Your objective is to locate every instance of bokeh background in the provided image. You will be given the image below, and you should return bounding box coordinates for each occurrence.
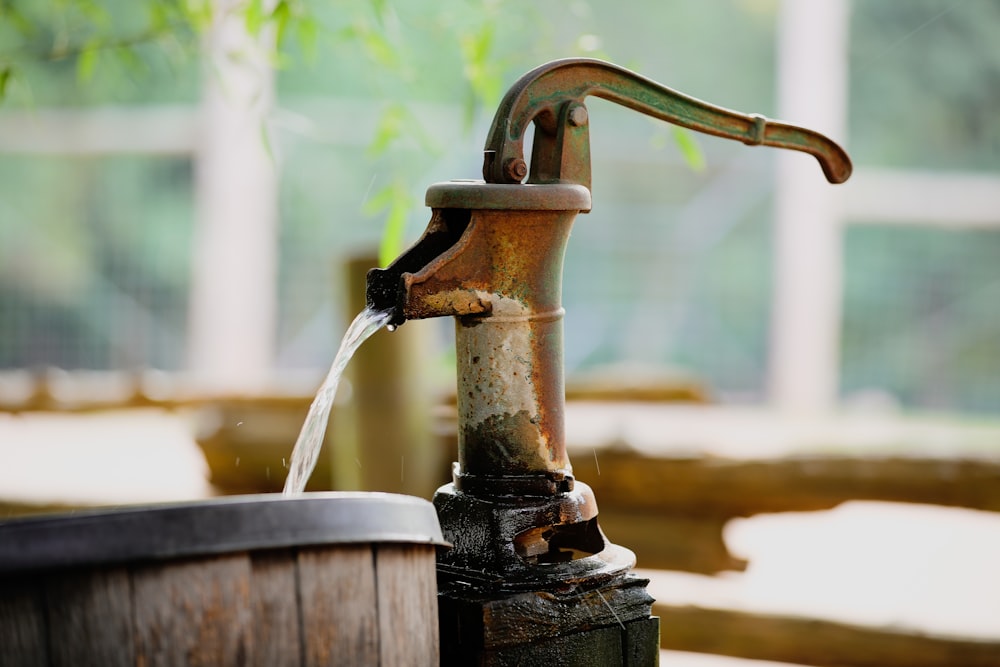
[2,2,999,665]
[2,0,998,414]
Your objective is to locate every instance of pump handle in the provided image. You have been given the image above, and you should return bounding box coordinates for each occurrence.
[482,58,852,188]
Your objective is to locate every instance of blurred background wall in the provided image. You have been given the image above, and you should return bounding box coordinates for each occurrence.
[1,0,998,417]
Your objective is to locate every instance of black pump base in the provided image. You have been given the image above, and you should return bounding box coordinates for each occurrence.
[433,482,660,665]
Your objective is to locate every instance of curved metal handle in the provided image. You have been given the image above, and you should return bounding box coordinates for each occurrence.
[482,58,852,186]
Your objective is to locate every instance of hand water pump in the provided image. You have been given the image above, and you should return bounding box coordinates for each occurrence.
[367,58,851,665]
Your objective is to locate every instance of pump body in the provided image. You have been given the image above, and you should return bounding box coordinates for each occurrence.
[367,58,851,665]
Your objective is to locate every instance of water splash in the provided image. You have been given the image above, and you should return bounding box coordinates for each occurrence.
[283,306,392,495]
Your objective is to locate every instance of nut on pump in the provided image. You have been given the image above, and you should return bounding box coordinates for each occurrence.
[367,58,851,665]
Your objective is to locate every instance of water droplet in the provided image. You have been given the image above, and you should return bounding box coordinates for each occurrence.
[236,421,244,427]
[386,324,397,332]
[235,457,240,467]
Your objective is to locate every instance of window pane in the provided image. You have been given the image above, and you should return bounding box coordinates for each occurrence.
[850,0,1000,170]
[841,225,1000,413]
[0,156,194,370]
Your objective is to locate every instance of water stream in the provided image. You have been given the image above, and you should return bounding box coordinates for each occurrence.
[282,306,392,495]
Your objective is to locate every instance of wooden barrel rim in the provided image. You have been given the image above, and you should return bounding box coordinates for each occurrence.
[0,492,447,574]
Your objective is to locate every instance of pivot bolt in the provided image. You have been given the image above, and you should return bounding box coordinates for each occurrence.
[504,158,528,182]
[567,105,589,127]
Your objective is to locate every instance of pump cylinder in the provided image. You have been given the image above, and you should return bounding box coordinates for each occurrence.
[404,183,590,490]
[446,204,575,482]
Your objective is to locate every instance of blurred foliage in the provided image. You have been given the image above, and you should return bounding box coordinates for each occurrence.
[849,0,1000,170]
[2,1,999,415]
[842,225,1000,413]
[0,0,202,106]
[0,155,192,368]
[839,0,1000,414]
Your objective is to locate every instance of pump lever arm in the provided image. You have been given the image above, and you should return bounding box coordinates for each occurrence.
[482,57,852,188]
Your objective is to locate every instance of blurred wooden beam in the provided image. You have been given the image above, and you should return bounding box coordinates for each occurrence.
[575,450,1000,517]
[597,509,745,574]
[843,169,1000,228]
[0,106,197,155]
[574,447,1000,573]
[656,603,1000,667]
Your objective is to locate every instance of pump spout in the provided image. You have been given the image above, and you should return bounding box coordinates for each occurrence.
[365,206,475,328]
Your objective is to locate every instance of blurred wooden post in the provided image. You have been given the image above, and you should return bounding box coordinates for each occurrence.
[330,255,443,498]
[187,0,277,393]
[769,0,849,414]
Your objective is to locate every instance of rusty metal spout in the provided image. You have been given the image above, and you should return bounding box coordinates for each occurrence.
[365,204,472,328]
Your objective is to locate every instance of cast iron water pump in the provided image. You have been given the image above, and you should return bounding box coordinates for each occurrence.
[367,58,851,665]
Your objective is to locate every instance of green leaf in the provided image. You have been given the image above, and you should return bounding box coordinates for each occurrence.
[244,0,266,37]
[368,103,407,157]
[259,120,275,164]
[367,103,440,160]
[3,3,35,35]
[368,0,388,26]
[340,17,401,70]
[362,181,394,216]
[460,23,492,63]
[378,203,407,267]
[295,16,320,62]
[78,0,112,29]
[182,0,214,31]
[358,21,399,68]
[112,45,149,78]
[271,0,291,48]
[671,125,707,172]
[0,67,11,101]
[459,23,502,113]
[364,181,411,268]
[149,2,170,31]
[76,41,100,82]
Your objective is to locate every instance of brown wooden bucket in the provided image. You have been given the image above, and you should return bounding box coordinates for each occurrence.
[0,492,446,666]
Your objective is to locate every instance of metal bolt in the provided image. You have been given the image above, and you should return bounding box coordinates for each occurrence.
[504,158,528,182]
[567,105,589,127]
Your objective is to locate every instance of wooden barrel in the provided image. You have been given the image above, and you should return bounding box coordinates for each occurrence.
[0,492,446,666]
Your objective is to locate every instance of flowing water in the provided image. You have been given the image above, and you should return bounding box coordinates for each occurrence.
[282,306,392,495]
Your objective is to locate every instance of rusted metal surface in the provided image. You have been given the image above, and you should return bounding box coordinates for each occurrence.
[433,480,611,578]
[369,183,589,486]
[482,57,852,187]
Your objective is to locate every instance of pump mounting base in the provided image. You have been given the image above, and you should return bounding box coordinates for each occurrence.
[437,571,659,666]
[433,481,660,665]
